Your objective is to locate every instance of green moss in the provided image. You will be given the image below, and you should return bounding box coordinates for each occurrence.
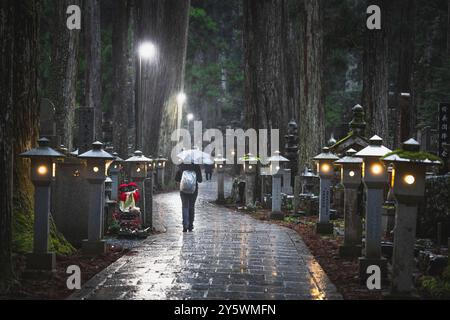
[383,150,442,162]
[12,189,75,256]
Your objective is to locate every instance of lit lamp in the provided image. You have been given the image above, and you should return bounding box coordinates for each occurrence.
[215,154,227,204]
[355,135,392,281]
[109,152,124,201]
[313,147,339,234]
[268,151,290,220]
[382,138,441,297]
[20,138,65,272]
[240,153,258,207]
[78,142,114,256]
[154,155,168,190]
[125,150,153,225]
[335,149,363,257]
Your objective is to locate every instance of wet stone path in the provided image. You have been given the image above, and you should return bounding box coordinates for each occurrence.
[70,177,341,300]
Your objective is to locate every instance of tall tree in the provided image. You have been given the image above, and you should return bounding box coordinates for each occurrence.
[395,0,416,145]
[0,0,16,293]
[135,0,191,161]
[362,0,389,141]
[112,0,130,158]
[243,0,299,151]
[47,0,80,150]
[298,0,325,169]
[0,0,40,292]
[84,0,102,140]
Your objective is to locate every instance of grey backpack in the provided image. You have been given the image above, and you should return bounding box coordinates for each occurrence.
[180,170,197,194]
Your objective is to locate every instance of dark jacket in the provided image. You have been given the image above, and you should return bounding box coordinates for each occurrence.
[175,163,203,185]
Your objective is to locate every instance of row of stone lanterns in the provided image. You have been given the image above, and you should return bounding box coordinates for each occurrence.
[313,135,442,297]
[20,138,170,273]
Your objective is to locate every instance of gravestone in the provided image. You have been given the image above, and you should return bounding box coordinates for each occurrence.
[39,100,59,148]
[52,157,89,247]
[76,107,95,154]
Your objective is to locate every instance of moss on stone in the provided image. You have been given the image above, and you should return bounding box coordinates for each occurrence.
[383,149,442,162]
[12,188,75,256]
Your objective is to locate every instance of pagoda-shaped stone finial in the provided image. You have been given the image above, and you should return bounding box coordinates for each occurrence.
[349,104,366,136]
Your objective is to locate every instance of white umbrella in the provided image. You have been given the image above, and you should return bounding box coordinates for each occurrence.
[177,149,214,165]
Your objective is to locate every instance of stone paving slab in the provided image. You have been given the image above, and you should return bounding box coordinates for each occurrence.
[69,176,342,300]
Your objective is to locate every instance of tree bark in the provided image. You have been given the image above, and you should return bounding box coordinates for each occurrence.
[395,0,416,146]
[84,0,102,141]
[47,0,80,150]
[0,0,16,292]
[298,0,325,170]
[112,0,130,158]
[135,0,190,161]
[362,0,389,142]
[243,0,299,150]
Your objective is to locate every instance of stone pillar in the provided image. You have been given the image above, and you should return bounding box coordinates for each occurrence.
[245,173,255,207]
[282,169,293,194]
[109,168,120,201]
[82,179,106,256]
[144,177,153,228]
[294,176,301,212]
[358,187,387,281]
[26,184,56,271]
[270,174,284,220]
[156,168,165,190]
[217,170,225,203]
[391,203,418,294]
[316,177,333,234]
[339,187,362,257]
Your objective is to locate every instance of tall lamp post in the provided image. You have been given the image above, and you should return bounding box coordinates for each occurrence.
[355,135,392,281]
[20,138,65,272]
[268,151,290,220]
[137,42,157,149]
[335,149,363,257]
[78,142,114,256]
[382,139,441,297]
[313,147,339,234]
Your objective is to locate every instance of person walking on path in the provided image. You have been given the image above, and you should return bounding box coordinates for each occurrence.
[204,164,214,181]
[175,163,203,232]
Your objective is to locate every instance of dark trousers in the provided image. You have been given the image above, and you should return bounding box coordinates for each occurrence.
[205,172,212,180]
[180,190,198,229]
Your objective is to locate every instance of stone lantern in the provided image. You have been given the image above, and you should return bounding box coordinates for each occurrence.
[240,153,258,207]
[78,142,114,256]
[382,138,441,297]
[154,155,168,190]
[268,151,290,220]
[109,152,124,201]
[20,138,65,272]
[313,147,339,234]
[335,149,363,257]
[355,135,392,280]
[126,150,153,225]
[214,154,227,204]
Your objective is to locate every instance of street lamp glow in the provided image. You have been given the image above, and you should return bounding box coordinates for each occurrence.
[321,163,331,173]
[177,92,187,106]
[139,42,157,60]
[187,113,194,122]
[349,170,355,177]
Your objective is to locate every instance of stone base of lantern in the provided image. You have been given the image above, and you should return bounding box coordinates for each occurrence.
[82,239,106,256]
[358,257,388,285]
[25,252,56,273]
[338,244,362,258]
[270,211,285,221]
[315,222,334,235]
